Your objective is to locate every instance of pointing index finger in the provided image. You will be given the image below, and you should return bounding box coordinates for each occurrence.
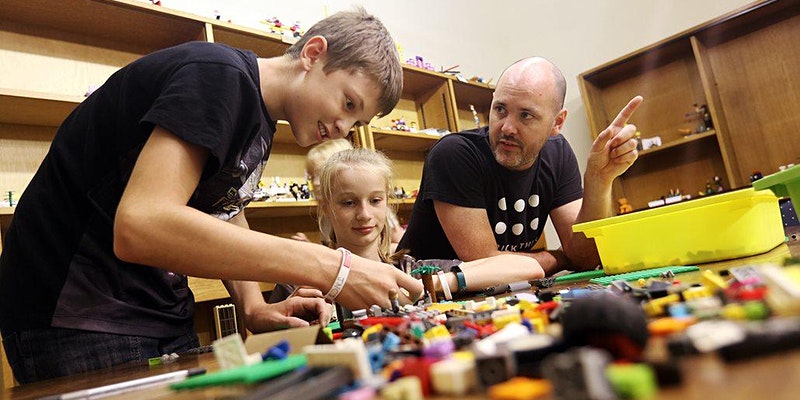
[610,95,644,129]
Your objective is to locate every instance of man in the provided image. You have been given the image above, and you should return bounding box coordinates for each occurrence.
[0,8,422,383]
[399,57,642,275]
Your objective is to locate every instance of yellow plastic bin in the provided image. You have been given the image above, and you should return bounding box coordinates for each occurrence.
[573,188,785,274]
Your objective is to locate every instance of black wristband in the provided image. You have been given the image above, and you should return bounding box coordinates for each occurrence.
[450,265,467,294]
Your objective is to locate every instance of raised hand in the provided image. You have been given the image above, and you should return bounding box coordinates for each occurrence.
[585,96,644,185]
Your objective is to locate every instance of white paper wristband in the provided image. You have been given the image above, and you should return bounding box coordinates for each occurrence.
[437,270,453,301]
[324,247,352,301]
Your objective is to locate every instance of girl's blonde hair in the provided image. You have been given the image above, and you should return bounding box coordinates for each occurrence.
[316,148,396,262]
[305,139,354,185]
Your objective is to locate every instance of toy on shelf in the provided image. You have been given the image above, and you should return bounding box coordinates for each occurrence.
[750,170,764,182]
[640,136,662,151]
[468,76,493,85]
[634,131,643,151]
[713,176,724,193]
[260,17,304,38]
[685,103,714,133]
[3,190,16,207]
[392,187,411,199]
[617,198,633,215]
[391,117,410,132]
[405,56,434,71]
[469,105,481,128]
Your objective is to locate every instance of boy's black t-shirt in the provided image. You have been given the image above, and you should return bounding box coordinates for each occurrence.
[0,42,276,337]
[398,127,583,260]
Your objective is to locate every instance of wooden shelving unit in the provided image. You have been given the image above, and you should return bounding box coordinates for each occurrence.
[0,1,496,374]
[578,0,800,211]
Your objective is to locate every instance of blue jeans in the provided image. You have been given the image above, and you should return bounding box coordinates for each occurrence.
[1,327,199,384]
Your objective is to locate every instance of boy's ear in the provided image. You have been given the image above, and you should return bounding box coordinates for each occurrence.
[300,35,328,71]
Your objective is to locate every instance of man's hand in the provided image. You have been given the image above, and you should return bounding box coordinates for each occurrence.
[244,297,332,333]
[585,96,644,185]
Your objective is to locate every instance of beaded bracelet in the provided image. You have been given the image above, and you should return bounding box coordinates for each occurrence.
[324,247,352,301]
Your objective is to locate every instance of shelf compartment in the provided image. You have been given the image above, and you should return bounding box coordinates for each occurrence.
[638,130,717,157]
[209,23,289,58]
[450,80,493,132]
[371,128,442,153]
[1,0,208,99]
[372,66,453,135]
[620,134,727,210]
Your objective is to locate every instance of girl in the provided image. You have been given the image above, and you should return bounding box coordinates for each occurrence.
[291,139,405,248]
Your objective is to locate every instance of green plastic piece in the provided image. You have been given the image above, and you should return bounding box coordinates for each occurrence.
[170,354,307,390]
[589,266,699,285]
[553,269,607,283]
[606,363,657,400]
[752,163,800,201]
[411,265,442,275]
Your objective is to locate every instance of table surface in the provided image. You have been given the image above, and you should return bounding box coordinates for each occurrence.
[6,240,800,400]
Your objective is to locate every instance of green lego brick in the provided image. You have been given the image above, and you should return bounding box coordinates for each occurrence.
[589,266,699,285]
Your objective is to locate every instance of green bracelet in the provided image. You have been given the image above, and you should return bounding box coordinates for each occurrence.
[451,265,467,293]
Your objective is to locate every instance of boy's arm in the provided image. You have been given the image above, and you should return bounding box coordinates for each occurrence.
[223,212,331,332]
[113,126,422,311]
[433,200,566,275]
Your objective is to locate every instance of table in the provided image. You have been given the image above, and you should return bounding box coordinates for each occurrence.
[5,241,799,400]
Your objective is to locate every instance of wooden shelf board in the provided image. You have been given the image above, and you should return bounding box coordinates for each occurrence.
[4,0,207,52]
[0,89,82,126]
[244,200,317,219]
[371,129,442,152]
[638,130,716,157]
[210,24,289,58]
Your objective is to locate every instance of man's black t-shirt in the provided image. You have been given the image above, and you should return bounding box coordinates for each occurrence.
[398,127,583,260]
[0,42,276,337]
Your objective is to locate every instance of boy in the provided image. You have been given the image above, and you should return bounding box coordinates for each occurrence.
[0,8,422,383]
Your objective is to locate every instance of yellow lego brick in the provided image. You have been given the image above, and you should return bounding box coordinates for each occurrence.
[702,269,729,290]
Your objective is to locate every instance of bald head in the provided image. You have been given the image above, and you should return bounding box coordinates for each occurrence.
[497,57,567,112]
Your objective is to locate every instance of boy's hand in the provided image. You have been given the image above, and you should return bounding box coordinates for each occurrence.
[334,255,423,310]
[585,96,643,186]
[288,286,324,299]
[244,297,332,333]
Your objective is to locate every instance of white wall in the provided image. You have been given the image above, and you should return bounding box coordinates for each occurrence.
[165,0,755,248]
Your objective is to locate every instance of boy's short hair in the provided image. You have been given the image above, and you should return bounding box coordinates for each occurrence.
[286,7,402,118]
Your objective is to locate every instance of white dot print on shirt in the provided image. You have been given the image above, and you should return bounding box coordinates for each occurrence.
[512,223,524,235]
[530,218,539,230]
[498,197,507,211]
[529,194,540,207]
[495,221,507,234]
[514,199,525,212]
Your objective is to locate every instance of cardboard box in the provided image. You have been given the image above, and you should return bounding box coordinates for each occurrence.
[573,188,785,274]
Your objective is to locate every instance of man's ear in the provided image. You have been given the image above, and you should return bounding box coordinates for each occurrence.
[300,36,328,71]
[551,108,568,135]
